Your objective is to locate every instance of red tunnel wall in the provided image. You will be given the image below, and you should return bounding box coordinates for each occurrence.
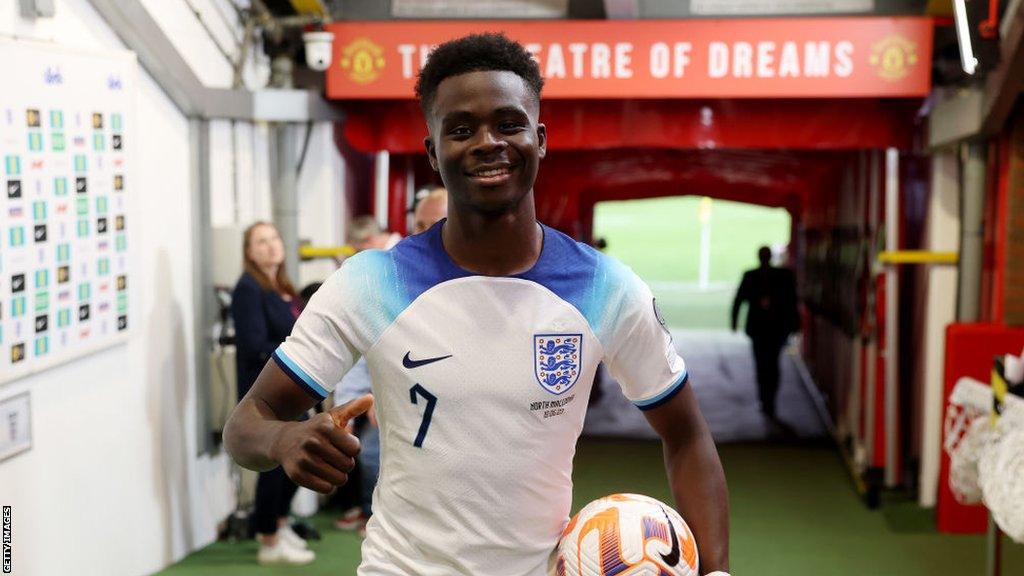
[339,97,920,242]
[342,99,921,155]
[383,148,850,240]
[798,149,933,485]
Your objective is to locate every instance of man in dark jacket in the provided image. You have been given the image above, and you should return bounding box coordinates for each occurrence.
[731,246,799,422]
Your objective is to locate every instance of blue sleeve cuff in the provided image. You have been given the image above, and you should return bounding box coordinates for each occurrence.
[272,349,329,401]
[634,372,688,411]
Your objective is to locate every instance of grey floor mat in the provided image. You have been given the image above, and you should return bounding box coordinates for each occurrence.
[582,329,828,442]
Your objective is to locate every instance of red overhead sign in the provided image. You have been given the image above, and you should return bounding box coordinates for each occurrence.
[325,18,933,100]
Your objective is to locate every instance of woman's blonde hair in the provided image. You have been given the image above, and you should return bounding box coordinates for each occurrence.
[242,221,297,298]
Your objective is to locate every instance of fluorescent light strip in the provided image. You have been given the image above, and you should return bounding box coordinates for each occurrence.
[954,0,979,75]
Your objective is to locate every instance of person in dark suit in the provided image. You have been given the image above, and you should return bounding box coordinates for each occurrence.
[231,221,314,565]
[731,246,799,423]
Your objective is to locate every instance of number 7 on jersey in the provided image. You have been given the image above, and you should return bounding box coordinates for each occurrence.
[409,384,437,448]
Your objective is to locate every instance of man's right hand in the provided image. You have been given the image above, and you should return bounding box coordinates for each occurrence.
[270,394,374,494]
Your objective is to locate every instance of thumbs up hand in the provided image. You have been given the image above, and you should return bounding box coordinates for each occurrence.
[270,394,374,494]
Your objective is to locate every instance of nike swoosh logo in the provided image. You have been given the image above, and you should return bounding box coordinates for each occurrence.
[660,507,680,567]
[402,352,452,369]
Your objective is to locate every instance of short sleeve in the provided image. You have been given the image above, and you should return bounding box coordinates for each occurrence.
[274,267,360,400]
[603,273,688,411]
[274,250,408,400]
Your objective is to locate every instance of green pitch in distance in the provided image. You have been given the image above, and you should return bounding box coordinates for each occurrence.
[593,196,791,330]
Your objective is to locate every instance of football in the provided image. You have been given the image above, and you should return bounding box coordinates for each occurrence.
[553,493,699,576]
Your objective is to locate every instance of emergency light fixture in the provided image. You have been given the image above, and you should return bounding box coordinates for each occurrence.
[954,0,979,75]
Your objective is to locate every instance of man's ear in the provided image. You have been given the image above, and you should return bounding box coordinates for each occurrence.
[424,136,439,171]
[536,123,547,160]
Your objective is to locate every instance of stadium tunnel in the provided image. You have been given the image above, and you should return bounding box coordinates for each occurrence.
[329,24,930,482]
[318,8,1019,547]
[306,4,1010,543]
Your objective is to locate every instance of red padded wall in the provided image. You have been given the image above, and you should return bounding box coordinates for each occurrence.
[937,323,1024,533]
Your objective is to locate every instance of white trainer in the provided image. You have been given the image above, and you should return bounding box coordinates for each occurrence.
[257,538,315,566]
[277,524,309,550]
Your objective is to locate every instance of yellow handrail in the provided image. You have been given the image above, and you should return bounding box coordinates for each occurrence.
[299,245,357,260]
[288,0,328,16]
[877,250,958,265]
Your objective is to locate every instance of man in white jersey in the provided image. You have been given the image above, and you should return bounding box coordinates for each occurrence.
[225,33,730,575]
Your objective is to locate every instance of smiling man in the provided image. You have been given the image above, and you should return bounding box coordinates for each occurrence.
[225,33,729,575]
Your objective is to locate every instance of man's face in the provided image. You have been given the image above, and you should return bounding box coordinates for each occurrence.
[413,195,448,234]
[424,70,546,217]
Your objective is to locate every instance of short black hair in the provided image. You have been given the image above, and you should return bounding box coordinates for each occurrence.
[415,33,544,117]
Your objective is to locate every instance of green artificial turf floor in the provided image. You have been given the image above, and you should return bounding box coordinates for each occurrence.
[156,438,1024,575]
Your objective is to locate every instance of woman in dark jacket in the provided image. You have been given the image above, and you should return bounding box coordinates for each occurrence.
[231,221,314,566]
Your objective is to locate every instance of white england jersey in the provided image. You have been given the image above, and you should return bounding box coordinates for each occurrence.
[275,221,687,575]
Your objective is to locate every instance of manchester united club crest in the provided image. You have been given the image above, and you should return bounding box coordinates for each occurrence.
[534,334,582,395]
[339,37,386,85]
[869,35,919,82]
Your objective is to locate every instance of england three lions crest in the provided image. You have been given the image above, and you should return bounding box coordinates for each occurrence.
[534,334,582,395]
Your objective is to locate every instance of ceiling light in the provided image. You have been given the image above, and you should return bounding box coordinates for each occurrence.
[954,0,979,75]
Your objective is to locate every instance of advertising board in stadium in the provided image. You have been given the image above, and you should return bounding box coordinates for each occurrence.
[325,18,933,99]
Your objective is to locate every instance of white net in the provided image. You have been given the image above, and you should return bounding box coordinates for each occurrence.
[978,402,1024,544]
[944,379,995,504]
[945,378,1024,543]
[944,409,994,505]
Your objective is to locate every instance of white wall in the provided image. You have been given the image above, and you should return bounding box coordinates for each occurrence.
[206,118,346,289]
[918,151,960,507]
[137,0,269,90]
[209,119,274,229]
[0,1,348,574]
[297,121,346,287]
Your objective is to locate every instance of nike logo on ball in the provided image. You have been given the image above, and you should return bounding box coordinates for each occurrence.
[402,352,452,369]
[660,507,680,567]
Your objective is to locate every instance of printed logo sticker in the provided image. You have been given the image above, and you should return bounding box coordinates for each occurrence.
[11,343,25,363]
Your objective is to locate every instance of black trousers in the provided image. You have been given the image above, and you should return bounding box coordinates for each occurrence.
[752,335,786,419]
[252,466,299,536]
